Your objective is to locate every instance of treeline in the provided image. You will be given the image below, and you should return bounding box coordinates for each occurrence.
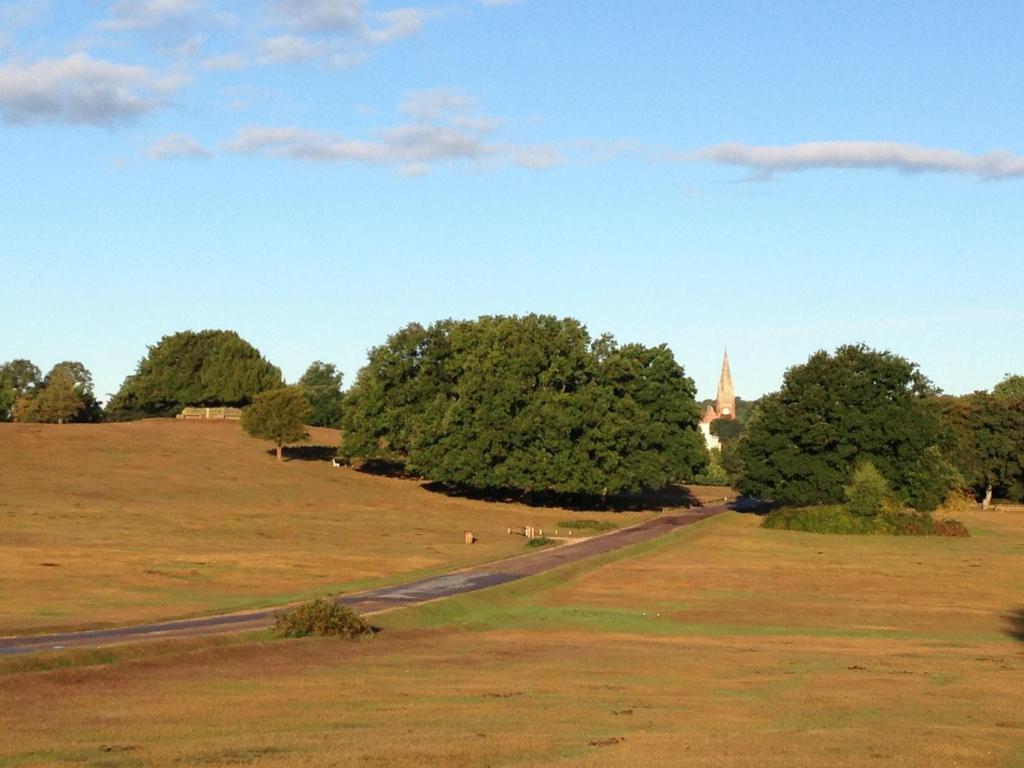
[4,320,1021,509]
[0,330,344,428]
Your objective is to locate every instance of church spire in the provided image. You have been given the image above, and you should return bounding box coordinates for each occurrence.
[715,350,735,419]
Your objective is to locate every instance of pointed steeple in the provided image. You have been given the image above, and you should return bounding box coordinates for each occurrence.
[715,350,736,419]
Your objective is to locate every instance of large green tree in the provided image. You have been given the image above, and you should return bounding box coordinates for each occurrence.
[109,330,283,418]
[736,344,956,510]
[298,362,345,428]
[242,387,312,461]
[340,322,455,463]
[343,315,706,497]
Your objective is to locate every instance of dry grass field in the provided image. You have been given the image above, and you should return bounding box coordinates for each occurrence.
[2,505,1022,767]
[0,420,657,634]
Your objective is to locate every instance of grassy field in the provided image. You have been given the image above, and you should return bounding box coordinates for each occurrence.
[2,505,1022,766]
[0,420,660,634]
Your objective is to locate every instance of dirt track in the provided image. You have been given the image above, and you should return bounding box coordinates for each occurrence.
[0,503,732,656]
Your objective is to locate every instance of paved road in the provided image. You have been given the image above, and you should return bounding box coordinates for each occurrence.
[0,502,733,656]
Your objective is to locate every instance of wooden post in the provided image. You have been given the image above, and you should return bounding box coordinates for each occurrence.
[464,531,475,544]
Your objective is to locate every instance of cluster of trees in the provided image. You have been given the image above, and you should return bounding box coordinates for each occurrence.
[2,329,345,428]
[0,359,101,424]
[939,380,1024,504]
[340,315,708,497]
[725,345,1023,510]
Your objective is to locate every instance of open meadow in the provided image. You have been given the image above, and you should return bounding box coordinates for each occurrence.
[0,420,659,634]
[2,505,1022,766]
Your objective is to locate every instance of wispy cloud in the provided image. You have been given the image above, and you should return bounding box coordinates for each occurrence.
[690,141,1024,181]
[101,0,217,31]
[271,0,364,32]
[147,132,210,159]
[0,52,171,125]
[225,88,562,174]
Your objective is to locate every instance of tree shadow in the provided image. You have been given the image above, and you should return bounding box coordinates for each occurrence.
[352,459,421,479]
[728,496,778,515]
[420,482,702,512]
[265,445,339,462]
[1004,608,1024,643]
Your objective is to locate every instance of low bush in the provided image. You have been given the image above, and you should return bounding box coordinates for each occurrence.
[273,598,373,638]
[762,505,874,534]
[763,506,968,537]
[557,519,617,532]
[526,536,556,548]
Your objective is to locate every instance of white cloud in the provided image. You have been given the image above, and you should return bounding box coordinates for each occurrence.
[102,0,208,31]
[225,90,563,173]
[263,1,432,67]
[477,0,522,5]
[202,52,249,71]
[691,141,1024,181]
[0,0,49,27]
[398,88,476,120]
[0,52,169,125]
[257,33,328,64]
[362,7,426,44]
[147,132,210,159]
[272,0,364,32]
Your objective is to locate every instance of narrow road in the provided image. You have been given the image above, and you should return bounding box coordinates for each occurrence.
[0,502,734,656]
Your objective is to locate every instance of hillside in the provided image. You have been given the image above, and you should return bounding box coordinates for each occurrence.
[0,420,657,633]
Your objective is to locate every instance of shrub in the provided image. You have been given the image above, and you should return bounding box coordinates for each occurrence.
[557,519,617,532]
[844,460,891,518]
[273,598,372,639]
[762,505,968,537]
[762,505,874,535]
[526,536,556,548]
[691,452,730,485]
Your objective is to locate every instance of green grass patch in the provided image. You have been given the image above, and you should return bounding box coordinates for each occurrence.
[556,519,618,532]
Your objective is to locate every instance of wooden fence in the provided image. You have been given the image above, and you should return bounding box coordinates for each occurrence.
[177,407,243,421]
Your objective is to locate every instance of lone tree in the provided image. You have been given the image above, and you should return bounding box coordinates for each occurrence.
[242,387,311,461]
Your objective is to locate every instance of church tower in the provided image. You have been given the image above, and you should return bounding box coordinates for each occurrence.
[715,351,736,420]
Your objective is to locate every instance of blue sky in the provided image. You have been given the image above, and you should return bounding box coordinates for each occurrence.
[2,0,1022,402]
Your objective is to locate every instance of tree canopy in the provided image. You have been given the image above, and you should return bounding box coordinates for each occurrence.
[0,359,42,421]
[939,392,1024,502]
[736,344,956,510]
[993,374,1024,399]
[15,365,84,424]
[242,387,312,461]
[108,330,283,418]
[341,315,706,497]
[10,361,100,424]
[298,361,344,428]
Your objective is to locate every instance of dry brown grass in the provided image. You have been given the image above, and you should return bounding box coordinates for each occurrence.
[2,506,1022,766]
[0,420,653,633]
